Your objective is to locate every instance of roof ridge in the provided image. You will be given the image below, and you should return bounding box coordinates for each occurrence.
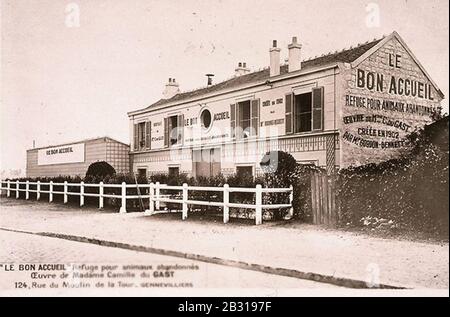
[301,35,385,63]
[133,34,387,114]
[178,36,384,96]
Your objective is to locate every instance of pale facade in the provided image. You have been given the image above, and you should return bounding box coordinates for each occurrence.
[128,32,443,178]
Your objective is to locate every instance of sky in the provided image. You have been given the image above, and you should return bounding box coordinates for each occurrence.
[1,0,449,175]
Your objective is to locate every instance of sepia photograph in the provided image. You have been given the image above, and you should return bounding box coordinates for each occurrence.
[0,0,448,301]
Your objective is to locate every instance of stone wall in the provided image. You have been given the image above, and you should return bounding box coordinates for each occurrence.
[339,36,443,167]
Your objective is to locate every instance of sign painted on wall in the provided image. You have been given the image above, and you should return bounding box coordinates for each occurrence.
[340,36,442,168]
[37,143,85,166]
[342,93,432,150]
[356,67,435,100]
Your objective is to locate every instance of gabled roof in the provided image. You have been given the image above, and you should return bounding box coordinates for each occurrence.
[351,31,444,99]
[130,35,389,115]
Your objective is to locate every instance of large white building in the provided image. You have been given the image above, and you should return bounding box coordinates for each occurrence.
[128,32,443,178]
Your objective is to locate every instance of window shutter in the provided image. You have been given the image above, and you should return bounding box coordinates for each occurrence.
[230,104,236,139]
[251,99,260,136]
[177,114,184,145]
[145,121,151,149]
[285,94,293,134]
[164,117,169,147]
[312,87,324,131]
[133,123,139,150]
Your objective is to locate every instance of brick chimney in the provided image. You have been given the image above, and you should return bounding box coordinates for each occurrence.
[269,40,281,77]
[163,78,180,99]
[288,36,302,72]
[235,62,250,77]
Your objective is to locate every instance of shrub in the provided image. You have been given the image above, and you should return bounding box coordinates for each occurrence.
[336,122,449,238]
[5,165,317,222]
[85,161,116,179]
[260,151,319,221]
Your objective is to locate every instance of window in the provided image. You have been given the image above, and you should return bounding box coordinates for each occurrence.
[164,114,184,147]
[231,99,260,139]
[133,121,151,151]
[200,109,212,130]
[168,166,179,177]
[285,87,324,134]
[169,116,178,145]
[138,122,146,147]
[137,168,147,178]
[312,87,324,130]
[239,101,251,138]
[236,166,253,177]
[295,92,312,133]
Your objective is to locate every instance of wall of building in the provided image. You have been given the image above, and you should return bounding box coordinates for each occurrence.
[130,35,443,176]
[105,138,130,174]
[26,138,130,178]
[339,36,443,167]
[130,66,339,176]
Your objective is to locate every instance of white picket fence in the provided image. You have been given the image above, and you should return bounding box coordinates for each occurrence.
[0,180,293,225]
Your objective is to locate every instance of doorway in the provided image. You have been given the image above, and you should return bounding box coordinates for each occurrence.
[193,148,221,178]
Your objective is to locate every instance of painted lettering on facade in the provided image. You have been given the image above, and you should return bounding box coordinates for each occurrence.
[37,143,85,166]
[341,37,441,166]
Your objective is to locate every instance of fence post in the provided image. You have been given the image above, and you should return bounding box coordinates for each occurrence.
[36,181,41,200]
[25,181,30,200]
[255,184,262,225]
[145,182,154,215]
[223,184,230,224]
[49,181,53,202]
[99,181,104,209]
[80,181,85,207]
[63,181,68,204]
[119,182,127,213]
[155,181,160,210]
[288,185,294,219]
[182,183,188,220]
[7,180,10,197]
[16,180,20,199]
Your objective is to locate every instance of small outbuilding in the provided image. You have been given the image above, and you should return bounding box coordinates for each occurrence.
[26,137,130,178]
